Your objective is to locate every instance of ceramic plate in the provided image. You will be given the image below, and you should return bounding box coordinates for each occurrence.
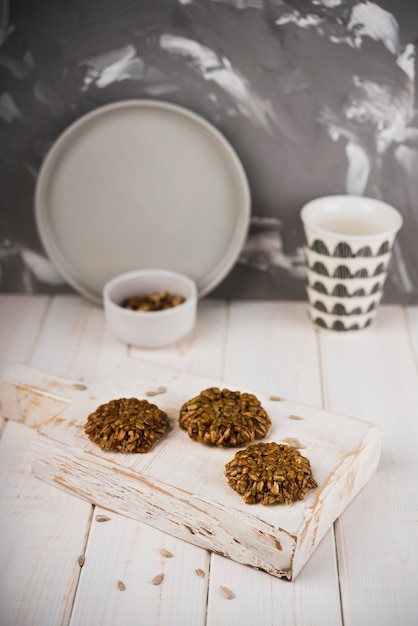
[35,100,250,304]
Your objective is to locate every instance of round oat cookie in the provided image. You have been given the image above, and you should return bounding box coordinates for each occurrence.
[178,386,271,447]
[84,397,169,453]
[225,442,318,505]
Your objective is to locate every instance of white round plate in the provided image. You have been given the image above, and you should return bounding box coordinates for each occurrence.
[35,99,251,304]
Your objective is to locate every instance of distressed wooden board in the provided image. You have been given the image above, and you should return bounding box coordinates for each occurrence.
[0,357,382,580]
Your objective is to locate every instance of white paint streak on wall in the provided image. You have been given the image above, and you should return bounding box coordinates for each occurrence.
[20,250,64,285]
[159,34,275,130]
[160,35,220,74]
[204,0,264,8]
[0,49,34,79]
[397,43,415,81]
[388,144,417,293]
[33,80,65,111]
[277,3,415,204]
[329,35,355,47]
[80,45,145,91]
[0,0,13,47]
[344,142,371,195]
[348,1,399,55]
[235,0,264,8]
[391,241,414,294]
[275,12,322,29]
[0,92,23,122]
[313,0,342,7]
[394,144,418,178]
[276,2,401,57]
[277,2,400,56]
[144,83,179,96]
[239,217,305,278]
[346,75,414,154]
[0,241,65,288]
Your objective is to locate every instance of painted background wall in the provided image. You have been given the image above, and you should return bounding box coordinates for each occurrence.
[1,0,417,302]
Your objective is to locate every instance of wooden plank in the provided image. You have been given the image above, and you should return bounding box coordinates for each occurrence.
[0,295,50,434]
[130,299,227,378]
[0,295,119,625]
[67,298,227,626]
[319,305,418,626]
[0,363,90,428]
[206,301,344,625]
[223,301,322,405]
[0,419,92,626]
[29,295,128,382]
[5,297,408,626]
[206,528,341,626]
[70,507,210,626]
[0,295,49,369]
[405,305,418,361]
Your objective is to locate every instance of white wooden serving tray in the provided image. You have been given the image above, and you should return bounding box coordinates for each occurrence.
[0,357,382,580]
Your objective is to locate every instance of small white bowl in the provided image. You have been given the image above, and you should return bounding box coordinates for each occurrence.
[103,269,198,348]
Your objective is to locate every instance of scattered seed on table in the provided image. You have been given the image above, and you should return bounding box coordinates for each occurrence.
[117,580,126,591]
[95,514,111,522]
[220,585,235,599]
[282,436,305,448]
[146,386,166,397]
[78,554,85,567]
[152,573,164,585]
[159,548,173,558]
[195,568,205,578]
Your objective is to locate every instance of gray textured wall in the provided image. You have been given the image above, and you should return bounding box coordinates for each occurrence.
[1,0,417,302]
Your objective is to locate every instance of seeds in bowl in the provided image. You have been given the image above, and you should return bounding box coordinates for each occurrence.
[178,387,271,447]
[224,442,317,505]
[122,291,185,312]
[84,397,169,453]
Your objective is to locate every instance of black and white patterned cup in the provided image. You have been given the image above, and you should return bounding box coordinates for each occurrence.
[301,195,403,332]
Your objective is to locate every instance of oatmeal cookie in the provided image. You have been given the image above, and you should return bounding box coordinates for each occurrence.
[84,397,169,453]
[179,387,271,447]
[225,442,317,505]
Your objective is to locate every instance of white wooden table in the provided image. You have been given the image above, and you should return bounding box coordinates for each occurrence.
[0,294,417,626]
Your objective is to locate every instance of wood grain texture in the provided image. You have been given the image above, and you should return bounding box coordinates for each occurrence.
[0,295,49,370]
[0,296,115,625]
[29,295,129,382]
[224,301,322,405]
[319,306,418,626]
[204,301,344,625]
[0,419,91,626]
[0,364,87,428]
[70,507,210,626]
[0,295,50,435]
[130,299,228,377]
[1,296,417,625]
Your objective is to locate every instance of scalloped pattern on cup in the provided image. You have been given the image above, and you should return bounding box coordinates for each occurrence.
[310,262,386,279]
[307,305,376,332]
[303,228,396,258]
[306,287,382,316]
[309,238,391,258]
[304,248,391,279]
[305,270,386,297]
